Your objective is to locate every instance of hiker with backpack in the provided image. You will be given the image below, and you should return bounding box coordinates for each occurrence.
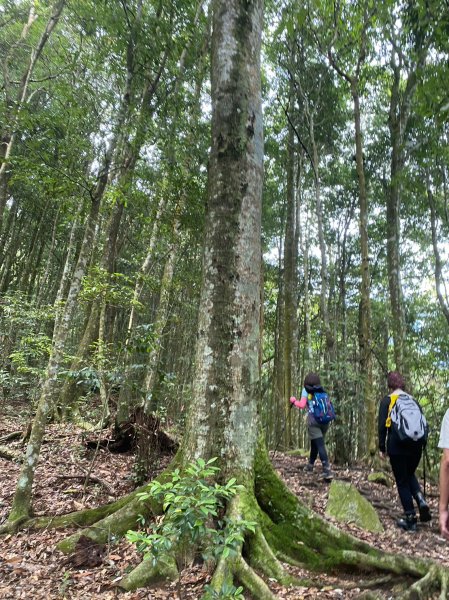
[378,371,431,532]
[290,372,335,481]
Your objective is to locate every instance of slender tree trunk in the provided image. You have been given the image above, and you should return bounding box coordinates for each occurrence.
[272,245,284,449]
[333,202,355,465]
[386,84,406,373]
[386,37,428,377]
[0,0,66,231]
[283,120,297,447]
[309,115,334,364]
[133,224,181,483]
[8,195,101,523]
[352,85,374,457]
[17,200,51,294]
[0,211,26,293]
[428,174,449,328]
[53,205,82,332]
[36,206,60,305]
[142,224,180,416]
[0,196,18,265]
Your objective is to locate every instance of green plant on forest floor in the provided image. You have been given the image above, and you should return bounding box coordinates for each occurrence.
[126,457,255,599]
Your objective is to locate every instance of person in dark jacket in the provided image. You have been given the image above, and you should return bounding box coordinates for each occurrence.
[378,371,431,531]
[290,372,333,480]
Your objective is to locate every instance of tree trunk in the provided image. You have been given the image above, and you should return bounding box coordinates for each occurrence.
[272,242,285,448]
[181,0,264,478]
[133,224,181,483]
[309,113,333,363]
[283,119,298,448]
[7,195,101,524]
[386,34,428,378]
[0,0,66,231]
[352,85,375,457]
[428,173,449,328]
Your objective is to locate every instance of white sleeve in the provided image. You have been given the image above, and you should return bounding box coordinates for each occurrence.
[438,409,449,448]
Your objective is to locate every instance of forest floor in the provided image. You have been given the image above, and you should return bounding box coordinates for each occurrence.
[0,401,448,599]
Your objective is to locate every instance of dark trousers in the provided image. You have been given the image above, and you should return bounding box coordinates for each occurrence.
[310,436,329,467]
[389,452,422,514]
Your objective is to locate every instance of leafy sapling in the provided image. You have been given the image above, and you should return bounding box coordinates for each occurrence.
[126,457,256,598]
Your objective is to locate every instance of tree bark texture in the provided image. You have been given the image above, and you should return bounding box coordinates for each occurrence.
[181,0,264,479]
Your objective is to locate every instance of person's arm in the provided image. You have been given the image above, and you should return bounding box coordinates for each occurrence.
[297,388,308,409]
[439,448,449,539]
[290,388,308,410]
[377,396,389,455]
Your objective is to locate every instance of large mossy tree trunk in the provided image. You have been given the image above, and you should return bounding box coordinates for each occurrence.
[180,0,264,477]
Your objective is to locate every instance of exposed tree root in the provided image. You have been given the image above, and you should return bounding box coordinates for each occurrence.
[56,490,159,553]
[3,443,448,598]
[395,564,449,599]
[0,487,141,534]
[205,494,279,600]
[234,554,278,600]
[119,554,179,591]
[51,446,449,598]
[340,550,428,577]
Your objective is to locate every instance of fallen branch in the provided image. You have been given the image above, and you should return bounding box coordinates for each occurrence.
[55,474,114,496]
[0,445,22,462]
[0,431,23,443]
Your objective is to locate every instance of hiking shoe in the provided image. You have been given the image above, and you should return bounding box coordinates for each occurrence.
[303,463,314,473]
[320,469,333,481]
[396,513,417,532]
[414,492,432,523]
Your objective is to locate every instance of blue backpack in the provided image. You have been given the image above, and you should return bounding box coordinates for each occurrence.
[308,391,336,425]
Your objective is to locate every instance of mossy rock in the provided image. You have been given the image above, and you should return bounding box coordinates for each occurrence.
[325,480,384,533]
[368,472,392,487]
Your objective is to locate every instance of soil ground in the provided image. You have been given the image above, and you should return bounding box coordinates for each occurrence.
[0,403,448,599]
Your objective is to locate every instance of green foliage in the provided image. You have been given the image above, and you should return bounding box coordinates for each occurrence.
[80,267,136,307]
[0,292,54,399]
[9,333,52,377]
[126,458,255,591]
